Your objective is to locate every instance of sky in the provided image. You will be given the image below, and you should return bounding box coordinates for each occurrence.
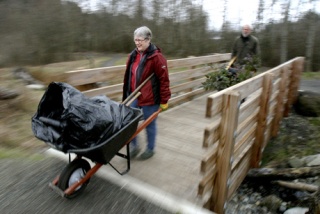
[202,0,259,29]
[202,0,320,30]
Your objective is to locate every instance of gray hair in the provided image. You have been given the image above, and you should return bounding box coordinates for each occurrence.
[134,26,152,40]
[242,24,252,30]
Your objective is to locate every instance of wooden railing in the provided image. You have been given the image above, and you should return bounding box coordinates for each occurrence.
[64,54,231,107]
[198,57,304,213]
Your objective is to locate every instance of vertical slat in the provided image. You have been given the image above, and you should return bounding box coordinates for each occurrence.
[210,91,240,214]
[284,57,305,116]
[290,57,304,104]
[271,67,288,137]
[251,73,273,168]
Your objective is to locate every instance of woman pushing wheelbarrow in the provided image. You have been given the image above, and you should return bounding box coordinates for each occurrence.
[31,26,171,198]
[122,26,171,160]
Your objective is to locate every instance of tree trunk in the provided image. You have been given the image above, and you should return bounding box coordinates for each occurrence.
[280,1,290,63]
[273,180,318,192]
[305,14,318,72]
[247,166,320,180]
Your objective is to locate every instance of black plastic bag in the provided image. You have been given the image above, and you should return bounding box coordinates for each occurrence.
[31,82,139,151]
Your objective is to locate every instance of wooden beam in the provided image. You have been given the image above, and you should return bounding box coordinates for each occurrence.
[167,54,231,69]
[284,57,305,116]
[251,73,273,168]
[203,118,221,148]
[211,91,240,213]
[201,143,219,173]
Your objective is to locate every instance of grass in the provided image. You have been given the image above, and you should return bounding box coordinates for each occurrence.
[309,117,320,126]
[302,71,320,79]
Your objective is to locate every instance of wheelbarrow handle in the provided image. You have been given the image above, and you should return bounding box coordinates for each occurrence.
[125,108,162,146]
[226,56,237,70]
[125,92,141,106]
[122,73,154,106]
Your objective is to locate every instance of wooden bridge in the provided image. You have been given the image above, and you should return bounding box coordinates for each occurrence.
[57,55,304,214]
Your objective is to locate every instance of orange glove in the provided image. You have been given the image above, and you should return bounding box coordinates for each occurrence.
[160,103,168,111]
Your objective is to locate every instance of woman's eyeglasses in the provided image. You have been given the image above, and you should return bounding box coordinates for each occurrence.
[134,38,147,43]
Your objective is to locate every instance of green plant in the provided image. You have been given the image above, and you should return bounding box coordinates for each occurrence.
[202,56,260,91]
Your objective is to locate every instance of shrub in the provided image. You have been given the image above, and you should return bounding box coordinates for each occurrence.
[202,56,261,91]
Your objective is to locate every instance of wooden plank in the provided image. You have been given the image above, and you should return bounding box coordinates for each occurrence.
[228,150,252,199]
[201,143,219,173]
[239,88,261,111]
[169,88,206,107]
[66,65,126,86]
[206,95,223,118]
[206,75,263,117]
[170,78,205,94]
[284,57,304,116]
[168,54,231,69]
[271,67,288,137]
[203,116,221,148]
[169,66,213,83]
[270,90,279,103]
[290,57,304,104]
[263,113,276,149]
[234,125,256,162]
[238,94,260,125]
[83,83,123,98]
[65,54,230,90]
[237,108,259,140]
[211,91,240,213]
[251,74,273,168]
[198,167,217,196]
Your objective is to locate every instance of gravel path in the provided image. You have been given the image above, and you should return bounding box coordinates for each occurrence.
[0,156,173,214]
[299,79,320,93]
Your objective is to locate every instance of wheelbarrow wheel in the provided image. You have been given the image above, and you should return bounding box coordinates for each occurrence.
[57,158,91,198]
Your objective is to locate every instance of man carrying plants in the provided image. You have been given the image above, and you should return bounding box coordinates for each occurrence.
[202,24,261,92]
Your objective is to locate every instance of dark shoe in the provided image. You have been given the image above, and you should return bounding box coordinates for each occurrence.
[139,149,154,160]
[129,147,140,159]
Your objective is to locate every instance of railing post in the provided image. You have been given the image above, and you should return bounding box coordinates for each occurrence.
[251,73,273,168]
[283,57,305,116]
[271,67,288,137]
[211,91,240,214]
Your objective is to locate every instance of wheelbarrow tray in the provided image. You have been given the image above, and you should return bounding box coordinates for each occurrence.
[60,108,142,164]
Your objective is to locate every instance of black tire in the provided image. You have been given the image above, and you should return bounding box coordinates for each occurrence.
[57,158,91,199]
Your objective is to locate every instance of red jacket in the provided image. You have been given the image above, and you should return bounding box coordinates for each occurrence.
[122,44,171,106]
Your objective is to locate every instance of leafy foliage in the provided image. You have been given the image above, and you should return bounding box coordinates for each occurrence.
[202,56,261,91]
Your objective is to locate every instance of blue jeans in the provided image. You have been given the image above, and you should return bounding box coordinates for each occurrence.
[130,99,159,151]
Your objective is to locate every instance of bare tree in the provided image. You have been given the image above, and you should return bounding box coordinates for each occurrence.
[305,1,319,71]
[255,0,265,31]
[280,1,290,63]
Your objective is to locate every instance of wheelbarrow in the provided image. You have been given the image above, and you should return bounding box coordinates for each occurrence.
[32,75,162,198]
[47,106,161,198]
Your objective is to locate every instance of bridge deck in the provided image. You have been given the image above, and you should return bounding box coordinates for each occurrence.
[105,93,212,207]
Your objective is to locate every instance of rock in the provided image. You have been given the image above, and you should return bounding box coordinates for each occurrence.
[0,87,20,100]
[306,155,320,167]
[260,194,282,212]
[292,154,320,167]
[279,202,288,212]
[293,90,320,117]
[301,155,319,166]
[283,207,309,214]
[12,67,44,86]
[288,157,304,168]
